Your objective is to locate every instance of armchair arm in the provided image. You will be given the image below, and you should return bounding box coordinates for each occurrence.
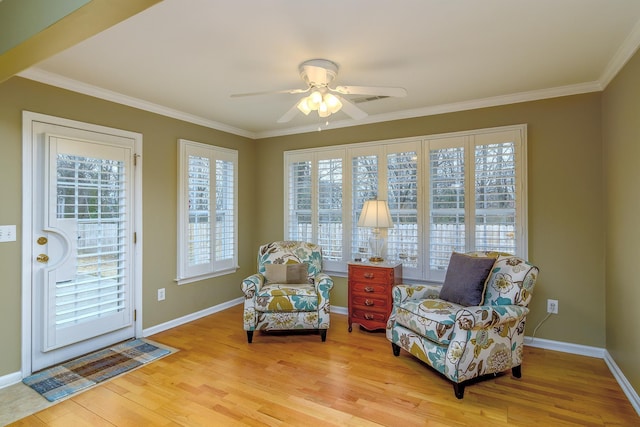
[391,283,442,305]
[455,304,529,330]
[241,273,265,298]
[314,272,333,298]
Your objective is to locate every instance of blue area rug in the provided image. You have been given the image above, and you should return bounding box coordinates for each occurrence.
[23,339,171,402]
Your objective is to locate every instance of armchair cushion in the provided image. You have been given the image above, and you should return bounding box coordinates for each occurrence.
[395,299,464,345]
[256,283,318,312]
[264,263,308,284]
[439,252,496,306]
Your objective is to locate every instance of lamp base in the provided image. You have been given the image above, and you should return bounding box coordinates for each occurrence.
[368,256,384,263]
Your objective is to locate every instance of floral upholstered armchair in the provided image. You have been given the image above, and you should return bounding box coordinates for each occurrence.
[386,251,539,398]
[241,241,333,343]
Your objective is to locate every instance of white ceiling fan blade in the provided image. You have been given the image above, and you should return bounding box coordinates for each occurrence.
[332,85,407,98]
[231,87,309,98]
[277,101,302,123]
[338,96,368,120]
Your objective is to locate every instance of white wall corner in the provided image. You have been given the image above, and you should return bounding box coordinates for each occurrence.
[604,350,640,416]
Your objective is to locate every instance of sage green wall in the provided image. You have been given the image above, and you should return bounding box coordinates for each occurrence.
[0,76,255,377]
[602,48,640,394]
[256,93,605,349]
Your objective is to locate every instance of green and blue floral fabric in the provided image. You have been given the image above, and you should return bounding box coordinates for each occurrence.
[386,253,539,386]
[241,241,333,333]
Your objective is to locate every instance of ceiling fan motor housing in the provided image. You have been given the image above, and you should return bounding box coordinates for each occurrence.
[299,59,338,87]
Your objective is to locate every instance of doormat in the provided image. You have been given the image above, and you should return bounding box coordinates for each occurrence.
[22,339,172,402]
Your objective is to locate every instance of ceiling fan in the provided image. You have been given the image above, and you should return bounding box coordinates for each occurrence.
[230,59,407,123]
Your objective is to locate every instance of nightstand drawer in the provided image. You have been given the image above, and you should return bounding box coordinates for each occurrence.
[351,308,387,323]
[348,265,391,284]
[350,282,387,295]
[351,294,387,310]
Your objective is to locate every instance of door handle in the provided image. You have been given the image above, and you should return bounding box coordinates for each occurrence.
[36,254,49,263]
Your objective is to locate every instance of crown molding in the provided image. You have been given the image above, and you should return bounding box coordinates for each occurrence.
[254,81,603,139]
[17,68,257,139]
[600,18,640,88]
[18,67,605,140]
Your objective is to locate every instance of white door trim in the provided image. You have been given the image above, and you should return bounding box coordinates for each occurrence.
[21,111,143,376]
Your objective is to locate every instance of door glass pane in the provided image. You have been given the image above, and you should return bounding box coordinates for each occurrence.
[55,154,127,327]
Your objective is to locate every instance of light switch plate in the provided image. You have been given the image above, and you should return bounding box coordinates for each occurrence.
[0,225,16,242]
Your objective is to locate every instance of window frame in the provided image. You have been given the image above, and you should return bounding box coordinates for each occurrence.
[176,139,238,284]
[283,124,527,282]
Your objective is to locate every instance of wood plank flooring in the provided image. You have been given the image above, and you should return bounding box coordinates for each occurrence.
[9,304,639,426]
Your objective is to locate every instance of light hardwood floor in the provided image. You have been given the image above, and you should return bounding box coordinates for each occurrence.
[9,304,639,426]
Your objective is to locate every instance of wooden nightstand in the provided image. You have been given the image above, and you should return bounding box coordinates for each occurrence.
[348,262,402,332]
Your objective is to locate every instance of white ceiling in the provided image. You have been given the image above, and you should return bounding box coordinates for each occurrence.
[19,0,640,139]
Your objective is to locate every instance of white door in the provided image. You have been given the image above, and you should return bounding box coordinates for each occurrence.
[27,117,139,372]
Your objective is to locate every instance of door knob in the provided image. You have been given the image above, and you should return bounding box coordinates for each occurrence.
[37,237,48,245]
[36,254,49,263]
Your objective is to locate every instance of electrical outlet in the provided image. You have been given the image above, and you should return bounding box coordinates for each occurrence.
[0,225,16,242]
[158,288,166,301]
[547,299,558,314]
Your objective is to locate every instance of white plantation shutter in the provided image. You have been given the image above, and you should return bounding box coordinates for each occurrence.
[55,153,129,327]
[287,158,312,241]
[187,155,211,266]
[351,153,378,260]
[283,125,527,278]
[473,131,521,254]
[428,139,466,274]
[177,140,238,283]
[215,157,236,270]
[317,158,343,261]
[386,146,419,269]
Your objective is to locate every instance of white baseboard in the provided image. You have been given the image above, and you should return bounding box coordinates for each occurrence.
[331,305,348,315]
[604,350,640,415]
[524,336,606,358]
[0,371,22,389]
[142,297,244,337]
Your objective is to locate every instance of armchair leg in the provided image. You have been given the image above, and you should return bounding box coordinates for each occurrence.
[320,329,327,342]
[246,331,253,343]
[391,343,401,356]
[512,365,522,378]
[453,382,465,399]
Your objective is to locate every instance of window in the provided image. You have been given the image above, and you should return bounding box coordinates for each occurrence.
[284,125,526,282]
[177,139,238,284]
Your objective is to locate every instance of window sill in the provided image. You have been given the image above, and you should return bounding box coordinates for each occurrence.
[175,267,239,285]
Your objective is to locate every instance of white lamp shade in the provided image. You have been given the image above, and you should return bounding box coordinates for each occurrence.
[357,200,394,229]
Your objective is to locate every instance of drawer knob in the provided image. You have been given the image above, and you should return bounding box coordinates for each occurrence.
[364,313,374,320]
[364,299,374,306]
[364,286,374,293]
[363,273,374,279]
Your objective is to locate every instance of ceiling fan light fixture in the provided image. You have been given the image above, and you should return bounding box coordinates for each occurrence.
[296,98,312,115]
[318,101,330,117]
[308,90,323,109]
[324,93,342,114]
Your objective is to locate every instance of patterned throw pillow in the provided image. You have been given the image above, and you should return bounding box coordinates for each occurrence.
[439,252,497,306]
[264,263,308,284]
